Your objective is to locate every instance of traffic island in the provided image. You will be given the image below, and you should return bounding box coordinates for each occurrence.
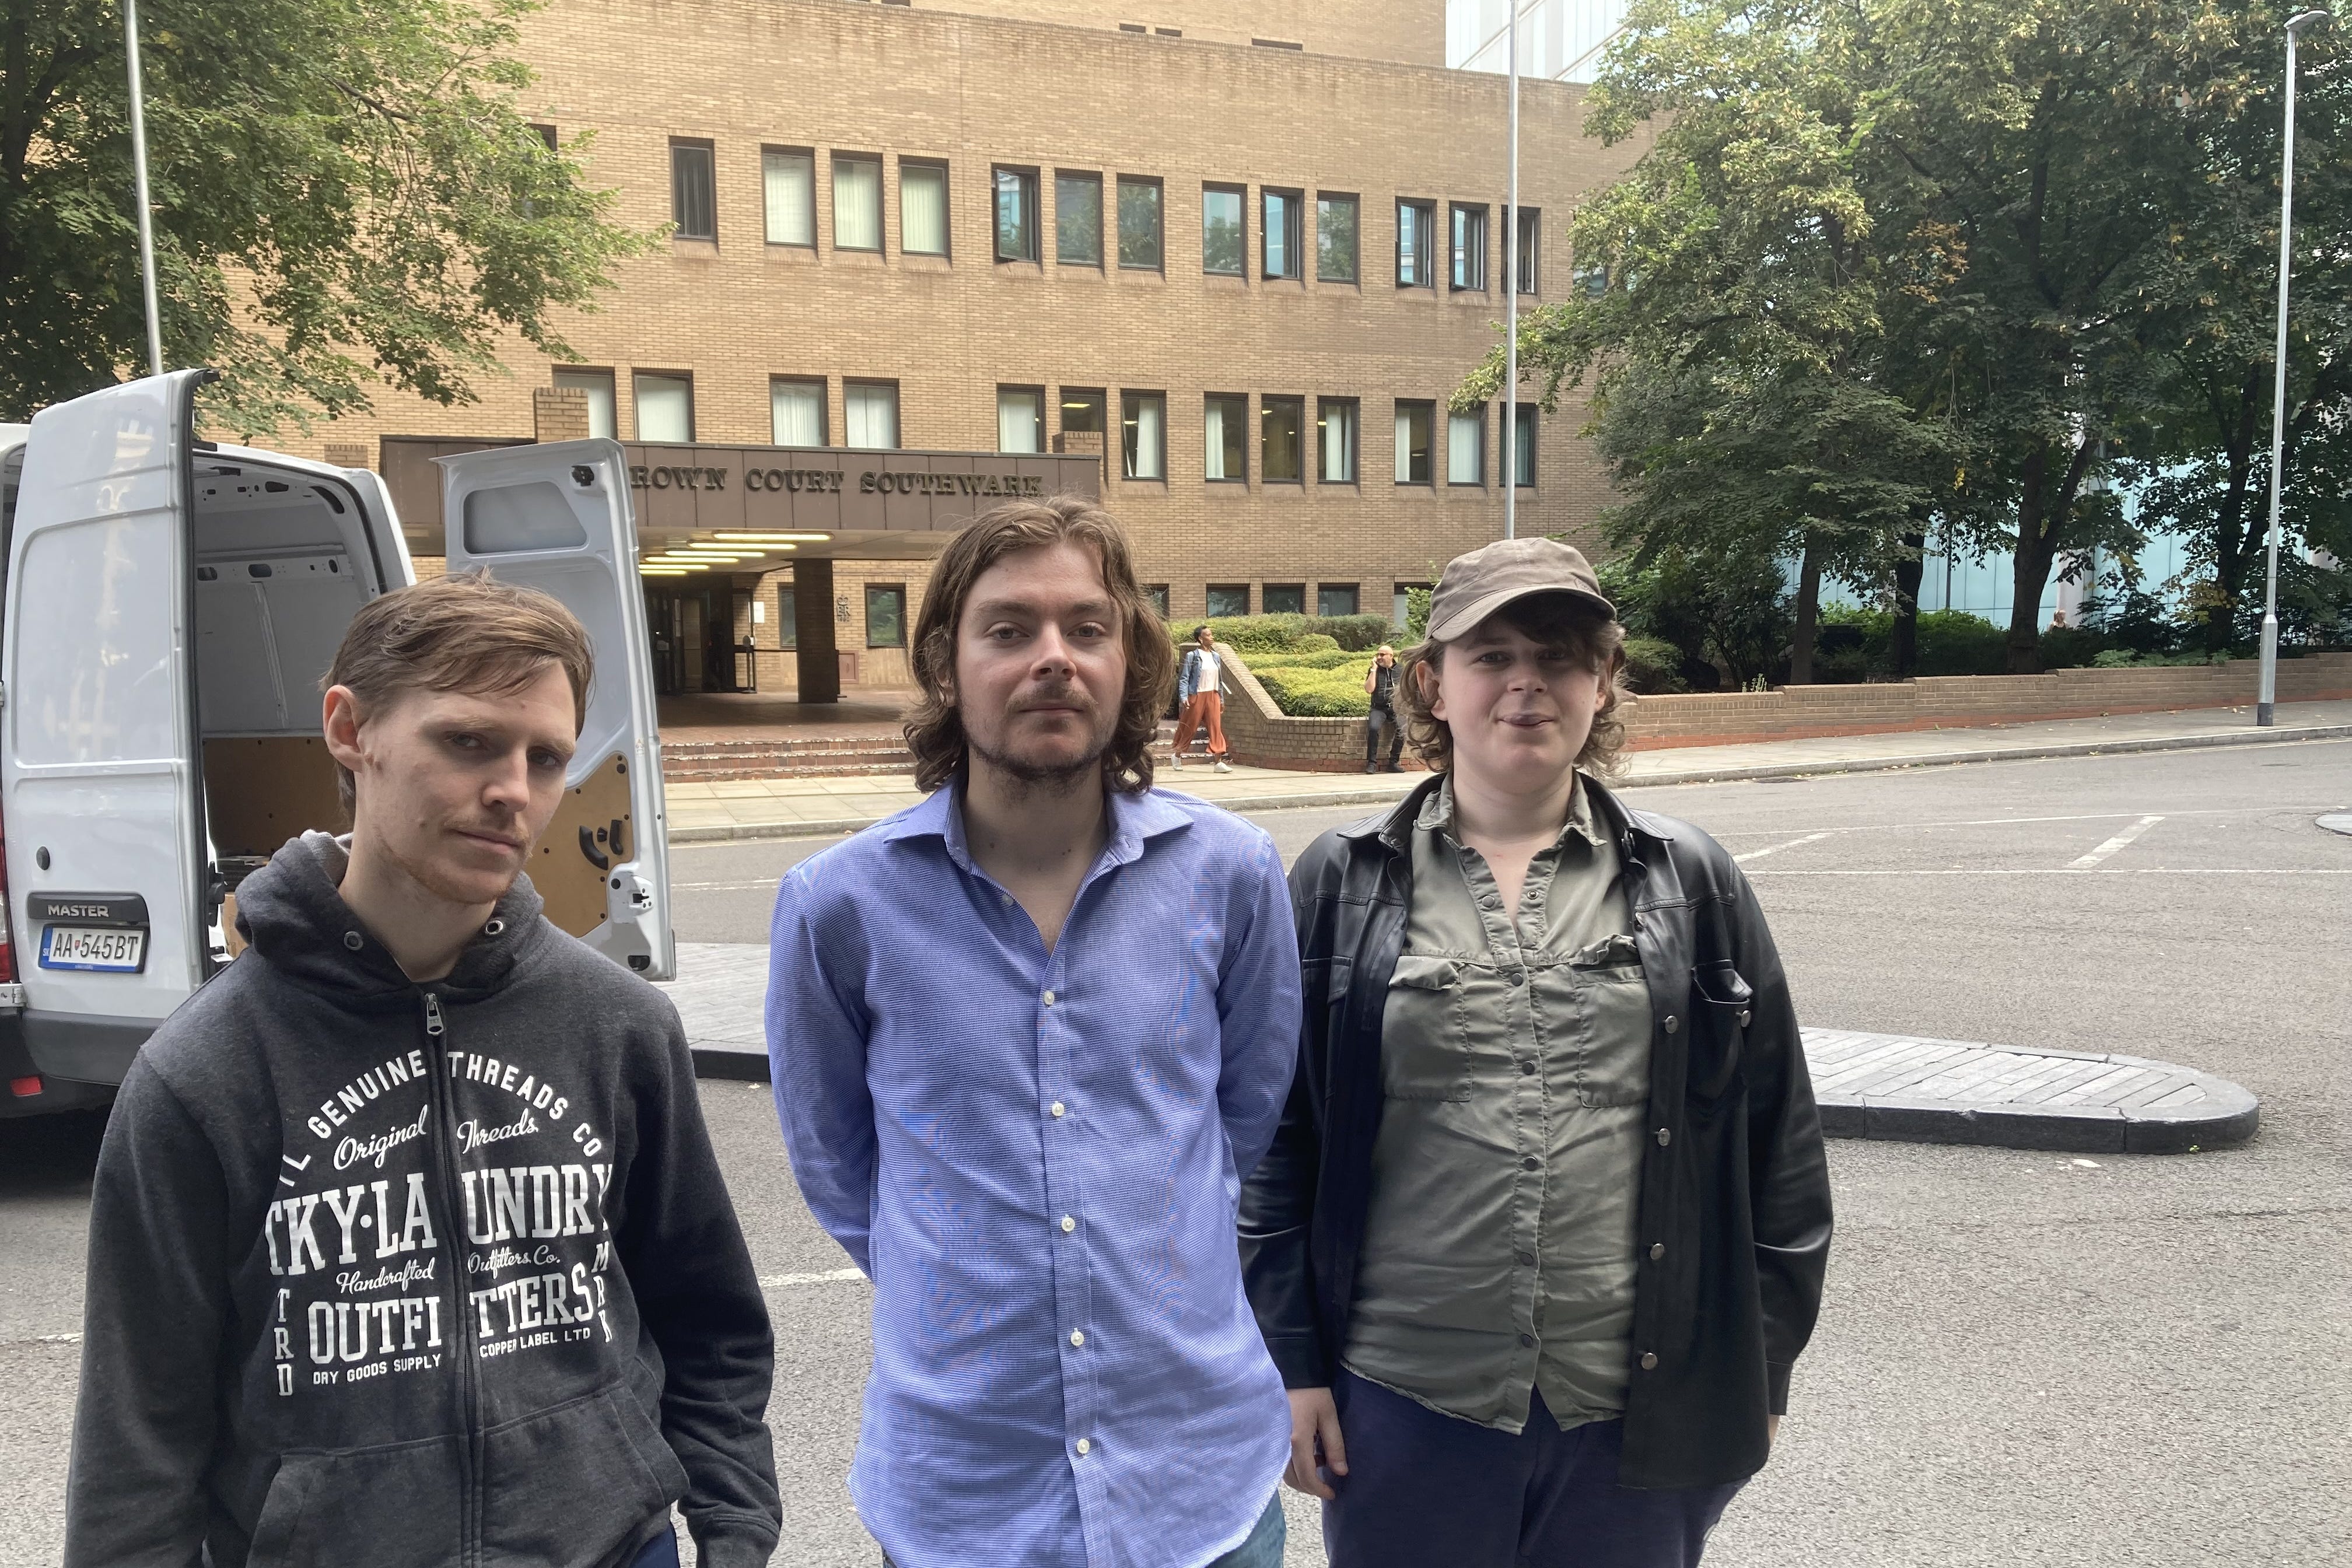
[1804,1028,2258,1154]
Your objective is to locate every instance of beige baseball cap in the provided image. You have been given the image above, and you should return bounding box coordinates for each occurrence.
[1425,536,1615,643]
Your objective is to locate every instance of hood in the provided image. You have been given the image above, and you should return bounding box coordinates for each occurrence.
[233,831,547,1003]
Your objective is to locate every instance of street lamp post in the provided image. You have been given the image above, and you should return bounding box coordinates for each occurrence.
[123,0,165,378]
[2257,9,2331,727]
[1503,1,1520,540]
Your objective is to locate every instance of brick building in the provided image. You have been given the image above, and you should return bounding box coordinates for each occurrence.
[310,0,1651,696]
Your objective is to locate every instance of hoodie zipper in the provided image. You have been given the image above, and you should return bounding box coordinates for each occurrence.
[421,989,482,1567]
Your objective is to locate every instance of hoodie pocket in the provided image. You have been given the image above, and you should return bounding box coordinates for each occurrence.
[477,1383,686,1566]
[245,1439,465,1568]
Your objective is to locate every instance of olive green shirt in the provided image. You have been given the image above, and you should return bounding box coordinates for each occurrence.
[1340,774,1653,1433]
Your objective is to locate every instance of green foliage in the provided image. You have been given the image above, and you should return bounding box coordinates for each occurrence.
[1404,585,1433,643]
[1169,614,1381,654]
[1252,666,1373,718]
[1600,550,1790,689]
[1812,606,2011,679]
[1620,636,1689,694]
[0,0,656,430]
[1248,647,1364,672]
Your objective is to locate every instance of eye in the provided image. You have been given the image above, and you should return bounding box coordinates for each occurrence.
[529,748,566,771]
[447,732,484,751]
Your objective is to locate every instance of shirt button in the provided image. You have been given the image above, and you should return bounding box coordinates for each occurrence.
[1640,1352,1659,1370]
[1520,1059,1536,1076]
[1518,1332,1536,1348]
[1049,1101,1066,1118]
[1042,990,1056,1007]
[1649,1242,1665,1261]
[1655,1126,1672,1146]
[1508,971,1525,986]
[1664,1014,1680,1033]
[1516,1250,1536,1267]
[1521,1156,1540,1171]
[1060,1215,1077,1234]
[1069,1329,1086,1348]
[1075,1438,1092,1456]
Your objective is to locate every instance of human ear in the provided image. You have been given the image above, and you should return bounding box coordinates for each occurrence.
[321,685,369,773]
[1418,656,1447,724]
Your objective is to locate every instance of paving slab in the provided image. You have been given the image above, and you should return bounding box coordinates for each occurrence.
[654,944,2259,1153]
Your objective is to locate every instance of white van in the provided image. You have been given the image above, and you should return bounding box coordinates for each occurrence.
[0,369,673,1119]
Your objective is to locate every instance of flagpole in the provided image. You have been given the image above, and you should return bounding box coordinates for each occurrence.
[124,0,164,377]
[1503,0,1520,539]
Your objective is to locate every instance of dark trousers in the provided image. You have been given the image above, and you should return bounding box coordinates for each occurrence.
[627,1523,680,1568]
[1364,706,1403,767]
[1322,1370,1744,1568]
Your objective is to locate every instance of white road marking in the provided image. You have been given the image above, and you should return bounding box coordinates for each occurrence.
[2067,815,2165,869]
[758,1268,869,1290]
[1734,831,1836,864]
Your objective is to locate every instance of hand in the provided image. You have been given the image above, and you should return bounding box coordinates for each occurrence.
[1285,1387,1348,1500]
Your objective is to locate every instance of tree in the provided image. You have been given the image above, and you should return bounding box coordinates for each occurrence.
[1,0,652,433]
[1469,0,2326,674]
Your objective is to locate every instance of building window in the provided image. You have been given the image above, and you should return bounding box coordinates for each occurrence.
[1449,405,1485,484]
[834,155,883,251]
[1202,184,1245,276]
[1317,194,1359,283]
[1263,584,1306,615]
[1508,205,1541,295]
[998,386,1045,453]
[1144,584,1170,617]
[845,380,899,449]
[1122,390,1166,479]
[670,140,716,242]
[866,585,908,649]
[1451,204,1488,290]
[1318,583,1360,618]
[771,377,827,446]
[554,368,615,440]
[1056,171,1103,265]
[1397,200,1434,287]
[634,373,693,442]
[995,166,1040,261]
[1317,397,1358,482]
[1392,581,1429,629]
[1261,396,1303,482]
[777,584,797,650]
[1394,400,1433,484]
[1263,188,1303,279]
[762,148,814,246]
[1205,393,1248,481]
[1206,584,1251,618]
[1513,403,1537,487]
[901,160,949,256]
[1117,177,1163,270]
[1574,257,1608,298]
[1060,387,1106,437]
[530,123,559,151]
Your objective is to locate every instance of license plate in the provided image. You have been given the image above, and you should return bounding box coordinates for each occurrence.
[40,926,147,972]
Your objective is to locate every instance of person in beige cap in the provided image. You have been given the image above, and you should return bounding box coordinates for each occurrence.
[1239,536,1832,1568]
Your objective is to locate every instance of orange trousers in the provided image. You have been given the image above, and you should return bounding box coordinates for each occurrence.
[1174,691,1228,758]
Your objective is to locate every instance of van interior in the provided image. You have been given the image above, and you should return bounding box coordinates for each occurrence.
[188,452,625,953]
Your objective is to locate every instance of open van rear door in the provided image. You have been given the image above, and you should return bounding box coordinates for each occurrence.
[2,370,214,1084]
[439,440,674,981]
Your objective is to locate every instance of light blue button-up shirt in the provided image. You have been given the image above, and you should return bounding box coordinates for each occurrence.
[766,783,1301,1568]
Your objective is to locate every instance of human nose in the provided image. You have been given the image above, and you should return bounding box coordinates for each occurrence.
[1031,624,1077,676]
[482,747,533,813]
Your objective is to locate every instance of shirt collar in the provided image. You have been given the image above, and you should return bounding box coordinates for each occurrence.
[1416,771,1608,851]
[879,776,1193,874]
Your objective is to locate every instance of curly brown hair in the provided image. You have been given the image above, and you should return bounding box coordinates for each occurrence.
[1395,592,1630,779]
[904,496,1174,794]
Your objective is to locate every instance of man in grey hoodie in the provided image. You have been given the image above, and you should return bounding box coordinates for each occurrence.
[65,573,780,1568]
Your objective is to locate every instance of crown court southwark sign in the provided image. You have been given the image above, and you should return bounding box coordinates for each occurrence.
[377,437,1103,554]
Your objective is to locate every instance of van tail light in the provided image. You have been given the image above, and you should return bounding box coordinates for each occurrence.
[0,806,13,983]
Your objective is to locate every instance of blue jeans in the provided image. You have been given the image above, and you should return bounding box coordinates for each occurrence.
[881,1490,1282,1567]
[627,1523,680,1567]
[1322,1371,1742,1568]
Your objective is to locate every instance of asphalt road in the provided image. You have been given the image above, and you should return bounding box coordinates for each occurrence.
[4,738,2348,1566]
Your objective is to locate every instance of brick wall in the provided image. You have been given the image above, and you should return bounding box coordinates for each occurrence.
[1206,652,2352,771]
[290,0,1650,629]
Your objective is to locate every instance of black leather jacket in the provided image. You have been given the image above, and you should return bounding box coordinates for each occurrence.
[1237,774,1833,1489]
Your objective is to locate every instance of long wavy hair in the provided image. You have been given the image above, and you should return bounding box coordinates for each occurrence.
[1396,592,1630,780]
[904,496,1175,794]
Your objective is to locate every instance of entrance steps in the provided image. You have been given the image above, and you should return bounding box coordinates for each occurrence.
[662,733,914,781]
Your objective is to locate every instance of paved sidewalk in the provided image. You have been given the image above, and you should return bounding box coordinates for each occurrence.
[657,946,2258,1153]
[660,698,2352,842]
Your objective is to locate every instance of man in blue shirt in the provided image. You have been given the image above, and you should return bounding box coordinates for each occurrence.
[768,497,1301,1568]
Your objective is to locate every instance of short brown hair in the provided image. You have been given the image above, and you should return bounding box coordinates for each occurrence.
[323,572,595,813]
[905,496,1174,794]
[1396,592,1630,778]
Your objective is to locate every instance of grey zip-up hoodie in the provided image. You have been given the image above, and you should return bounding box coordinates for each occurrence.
[65,833,780,1568]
